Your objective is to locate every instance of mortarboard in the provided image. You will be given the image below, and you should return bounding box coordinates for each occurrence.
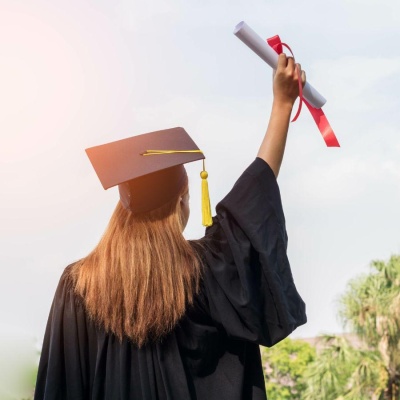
[85,127,212,226]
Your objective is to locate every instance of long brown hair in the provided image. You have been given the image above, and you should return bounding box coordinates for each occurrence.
[70,183,202,347]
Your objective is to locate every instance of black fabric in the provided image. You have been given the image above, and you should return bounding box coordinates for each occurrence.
[34,157,306,400]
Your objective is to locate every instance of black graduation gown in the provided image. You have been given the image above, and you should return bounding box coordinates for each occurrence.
[34,157,306,400]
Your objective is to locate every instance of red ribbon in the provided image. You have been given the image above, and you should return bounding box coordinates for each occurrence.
[267,35,340,147]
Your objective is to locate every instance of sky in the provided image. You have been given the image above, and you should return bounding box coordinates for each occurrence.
[1,0,400,394]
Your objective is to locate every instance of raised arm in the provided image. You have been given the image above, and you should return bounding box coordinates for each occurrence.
[257,53,306,177]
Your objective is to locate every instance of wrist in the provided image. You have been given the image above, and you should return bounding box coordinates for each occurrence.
[272,98,294,113]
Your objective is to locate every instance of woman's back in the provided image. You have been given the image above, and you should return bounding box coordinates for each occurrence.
[35,158,306,400]
[35,53,308,399]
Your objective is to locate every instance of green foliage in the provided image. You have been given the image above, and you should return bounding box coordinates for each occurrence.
[304,254,400,400]
[0,338,38,400]
[261,255,400,400]
[302,335,386,400]
[261,338,315,400]
[339,255,400,398]
[339,255,400,349]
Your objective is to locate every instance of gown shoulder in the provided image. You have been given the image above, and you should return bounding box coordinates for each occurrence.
[197,157,306,346]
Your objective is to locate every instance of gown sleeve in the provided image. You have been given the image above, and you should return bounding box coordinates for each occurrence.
[34,266,90,400]
[201,157,306,347]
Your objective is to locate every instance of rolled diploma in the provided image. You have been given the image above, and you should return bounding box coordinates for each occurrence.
[234,21,326,109]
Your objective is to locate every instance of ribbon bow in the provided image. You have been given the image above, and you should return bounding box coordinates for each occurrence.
[267,35,340,147]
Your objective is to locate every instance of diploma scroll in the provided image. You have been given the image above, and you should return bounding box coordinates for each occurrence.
[234,21,326,109]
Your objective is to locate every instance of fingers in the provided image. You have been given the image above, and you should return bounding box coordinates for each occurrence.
[294,62,306,87]
[287,56,295,71]
[277,53,287,69]
[277,53,297,74]
[273,53,307,103]
[301,69,306,87]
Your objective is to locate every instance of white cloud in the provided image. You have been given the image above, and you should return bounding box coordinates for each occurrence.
[311,56,400,112]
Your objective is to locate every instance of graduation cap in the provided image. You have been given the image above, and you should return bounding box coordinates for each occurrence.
[85,127,213,226]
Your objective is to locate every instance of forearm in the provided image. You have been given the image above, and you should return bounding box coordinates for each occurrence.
[257,100,293,178]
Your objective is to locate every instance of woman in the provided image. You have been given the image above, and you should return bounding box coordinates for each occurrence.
[34,53,307,399]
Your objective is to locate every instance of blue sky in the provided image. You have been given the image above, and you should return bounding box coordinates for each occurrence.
[1,0,400,392]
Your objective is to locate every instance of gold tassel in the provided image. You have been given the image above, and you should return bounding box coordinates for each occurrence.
[143,149,212,226]
[200,160,213,227]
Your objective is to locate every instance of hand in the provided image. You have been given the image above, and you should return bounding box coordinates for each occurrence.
[273,53,306,107]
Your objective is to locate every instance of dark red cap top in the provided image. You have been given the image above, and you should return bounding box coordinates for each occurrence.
[85,127,204,213]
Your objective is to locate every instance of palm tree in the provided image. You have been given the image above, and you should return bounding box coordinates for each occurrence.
[302,335,386,400]
[302,255,400,400]
[339,255,400,399]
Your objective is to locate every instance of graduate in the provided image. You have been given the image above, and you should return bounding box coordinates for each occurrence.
[34,53,307,400]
